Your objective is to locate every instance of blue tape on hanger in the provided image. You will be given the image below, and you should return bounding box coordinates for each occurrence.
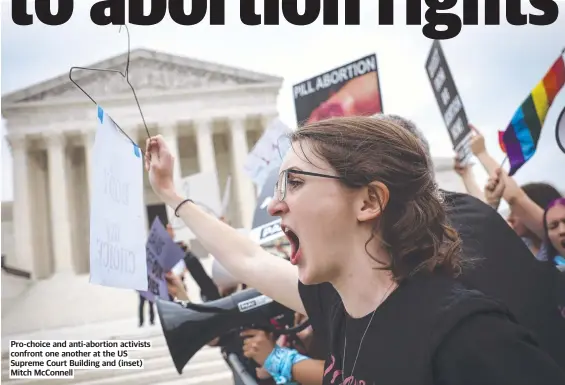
[98,106,104,124]
[133,144,141,158]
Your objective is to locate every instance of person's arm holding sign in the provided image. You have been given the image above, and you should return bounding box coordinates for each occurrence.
[145,136,305,315]
[165,272,189,301]
[471,125,546,239]
[453,156,485,202]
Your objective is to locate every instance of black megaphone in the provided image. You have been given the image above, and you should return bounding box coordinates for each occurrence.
[155,288,293,374]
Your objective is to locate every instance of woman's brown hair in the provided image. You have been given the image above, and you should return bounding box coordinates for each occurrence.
[289,116,462,282]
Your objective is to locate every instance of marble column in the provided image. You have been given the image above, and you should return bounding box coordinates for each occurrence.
[10,135,35,276]
[195,119,222,217]
[160,123,182,226]
[196,119,218,175]
[81,130,96,202]
[230,117,256,229]
[46,134,74,274]
[261,113,278,132]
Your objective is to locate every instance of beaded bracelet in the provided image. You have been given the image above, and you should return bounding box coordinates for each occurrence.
[174,198,194,217]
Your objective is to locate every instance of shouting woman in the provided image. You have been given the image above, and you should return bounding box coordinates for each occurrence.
[145,116,565,385]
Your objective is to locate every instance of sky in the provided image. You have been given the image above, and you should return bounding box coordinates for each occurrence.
[2,0,565,203]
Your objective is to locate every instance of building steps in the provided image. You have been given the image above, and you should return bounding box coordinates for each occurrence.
[1,320,234,385]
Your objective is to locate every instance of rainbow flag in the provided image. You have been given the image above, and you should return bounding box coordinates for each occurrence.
[498,130,506,153]
[501,52,565,176]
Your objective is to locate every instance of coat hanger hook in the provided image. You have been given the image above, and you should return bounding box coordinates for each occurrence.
[68,24,151,151]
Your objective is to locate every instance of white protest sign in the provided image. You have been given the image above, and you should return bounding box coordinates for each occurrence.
[244,118,292,195]
[89,106,148,290]
[171,171,223,242]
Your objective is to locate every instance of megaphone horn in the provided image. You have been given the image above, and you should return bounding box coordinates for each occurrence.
[156,288,288,374]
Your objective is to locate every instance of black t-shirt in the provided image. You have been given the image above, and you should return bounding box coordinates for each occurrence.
[298,272,565,385]
[441,190,565,369]
[297,190,565,384]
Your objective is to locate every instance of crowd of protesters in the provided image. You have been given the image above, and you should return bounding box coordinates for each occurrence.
[145,114,564,385]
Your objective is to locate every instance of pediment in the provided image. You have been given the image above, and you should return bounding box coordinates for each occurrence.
[2,49,282,105]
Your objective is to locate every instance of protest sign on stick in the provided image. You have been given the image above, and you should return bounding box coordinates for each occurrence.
[141,246,168,302]
[249,168,283,245]
[293,54,383,125]
[171,171,223,242]
[89,106,148,290]
[244,118,291,195]
[425,41,473,164]
[139,217,185,302]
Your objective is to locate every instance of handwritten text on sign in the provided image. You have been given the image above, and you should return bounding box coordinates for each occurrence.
[244,117,291,195]
[89,106,147,290]
[139,218,185,302]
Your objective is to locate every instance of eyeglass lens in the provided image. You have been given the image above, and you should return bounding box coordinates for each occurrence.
[274,170,287,201]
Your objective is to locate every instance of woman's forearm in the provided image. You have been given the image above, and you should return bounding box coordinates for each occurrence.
[292,359,325,385]
[162,192,306,315]
[476,152,546,238]
[476,152,522,203]
[475,151,501,176]
[505,191,546,239]
[164,192,264,271]
[461,173,485,202]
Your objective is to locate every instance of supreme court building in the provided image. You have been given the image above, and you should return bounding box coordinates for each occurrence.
[1,48,468,285]
[1,49,282,281]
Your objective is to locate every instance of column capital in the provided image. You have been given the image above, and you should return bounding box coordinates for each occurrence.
[261,113,279,126]
[80,129,96,143]
[44,133,67,149]
[158,122,178,137]
[121,126,140,142]
[194,117,214,127]
[228,116,248,131]
[6,133,28,151]
[194,118,216,136]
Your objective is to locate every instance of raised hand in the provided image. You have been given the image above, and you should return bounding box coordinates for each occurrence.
[469,124,487,156]
[485,168,505,209]
[145,135,176,201]
[240,329,276,366]
[453,156,471,177]
[165,271,188,301]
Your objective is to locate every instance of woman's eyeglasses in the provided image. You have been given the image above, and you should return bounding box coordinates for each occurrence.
[274,169,342,201]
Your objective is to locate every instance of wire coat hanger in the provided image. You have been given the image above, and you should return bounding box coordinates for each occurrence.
[69,24,150,151]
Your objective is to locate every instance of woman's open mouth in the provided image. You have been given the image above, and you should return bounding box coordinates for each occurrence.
[282,225,302,265]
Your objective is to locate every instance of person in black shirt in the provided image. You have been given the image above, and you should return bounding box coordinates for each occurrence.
[145,116,565,385]
[378,113,565,371]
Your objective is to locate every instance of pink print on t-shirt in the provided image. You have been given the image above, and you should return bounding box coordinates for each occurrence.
[324,355,367,385]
